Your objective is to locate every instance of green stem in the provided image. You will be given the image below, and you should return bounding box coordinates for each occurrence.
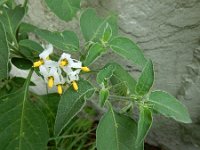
[109,95,133,101]
[24,68,34,88]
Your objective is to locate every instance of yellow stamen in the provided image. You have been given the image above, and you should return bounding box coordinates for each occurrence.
[33,60,44,68]
[57,84,63,95]
[81,67,90,72]
[72,81,78,91]
[60,59,68,67]
[48,76,54,88]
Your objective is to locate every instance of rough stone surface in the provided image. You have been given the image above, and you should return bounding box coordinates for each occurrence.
[13,0,200,150]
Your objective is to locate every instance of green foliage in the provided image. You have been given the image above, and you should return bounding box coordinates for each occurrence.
[45,0,81,21]
[0,2,191,150]
[99,89,109,107]
[19,22,37,34]
[0,5,25,43]
[11,57,32,70]
[84,43,106,66]
[136,107,153,147]
[54,79,94,136]
[0,22,9,80]
[148,90,192,123]
[19,39,43,60]
[80,8,118,42]
[110,63,137,95]
[0,70,49,150]
[96,105,143,150]
[96,64,116,84]
[34,29,79,52]
[12,77,36,86]
[101,23,113,44]
[135,59,154,95]
[0,0,7,6]
[110,37,147,68]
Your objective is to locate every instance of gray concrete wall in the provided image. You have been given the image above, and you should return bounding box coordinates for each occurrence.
[15,0,200,149]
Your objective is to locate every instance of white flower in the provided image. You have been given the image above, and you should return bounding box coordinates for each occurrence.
[34,47,91,94]
[39,44,53,60]
[59,53,82,73]
[66,69,81,83]
[33,44,53,68]
[39,64,65,95]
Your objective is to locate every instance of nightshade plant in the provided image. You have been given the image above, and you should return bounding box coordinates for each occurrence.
[0,0,192,150]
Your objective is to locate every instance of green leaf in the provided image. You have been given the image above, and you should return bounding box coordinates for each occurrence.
[0,70,49,150]
[101,23,113,43]
[19,22,38,34]
[0,0,7,6]
[96,105,143,150]
[136,107,152,147]
[99,89,109,107]
[110,63,137,95]
[109,37,147,68]
[45,0,81,21]
[11,57,33,70]
[135,60,154,95]
[80,9,118,42]
[19,39,43,59]
[149,90,192,123]
[0,22,9,80]
[12,77,36,86]
[96,64,116,84]
[34,29,79,52]
[34,93,60,136]
[54,79,94,135]
[0,5,25,42]
[84,43,106,66]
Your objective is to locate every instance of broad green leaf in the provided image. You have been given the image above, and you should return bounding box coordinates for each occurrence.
[34,93,60,136]
[19,22,38,34]
[34,29,79,52]
[45,0,81,21]
[149,90,192,123]
[96,64,116,84]
[135,60,154,95]
[136,107,152,146]
[99,89,109,107]
[18,23,38,41]
[110,37,147,68]
[0,22,9,80]
[84,43,106,66]
[0,70,49,150]
[11,57,32,70]
[0,5,25,42]
[54,79,94,135]
[12,77,36,86]
[96,106,143,150]
[19,39,43,60]
[80,9,118,42]
[110,63,137,95]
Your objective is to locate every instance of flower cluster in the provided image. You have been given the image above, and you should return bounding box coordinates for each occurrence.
[33,44,90,94]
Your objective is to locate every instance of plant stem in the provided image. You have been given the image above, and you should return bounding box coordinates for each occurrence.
[109,95,133,101]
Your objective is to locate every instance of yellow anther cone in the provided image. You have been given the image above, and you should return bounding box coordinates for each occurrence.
[48,77,54,88]
[33,60,43,68]
[60,59,68,67]
[81,67,90,72]
[57,84,63,95]
[72,81,78,91]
